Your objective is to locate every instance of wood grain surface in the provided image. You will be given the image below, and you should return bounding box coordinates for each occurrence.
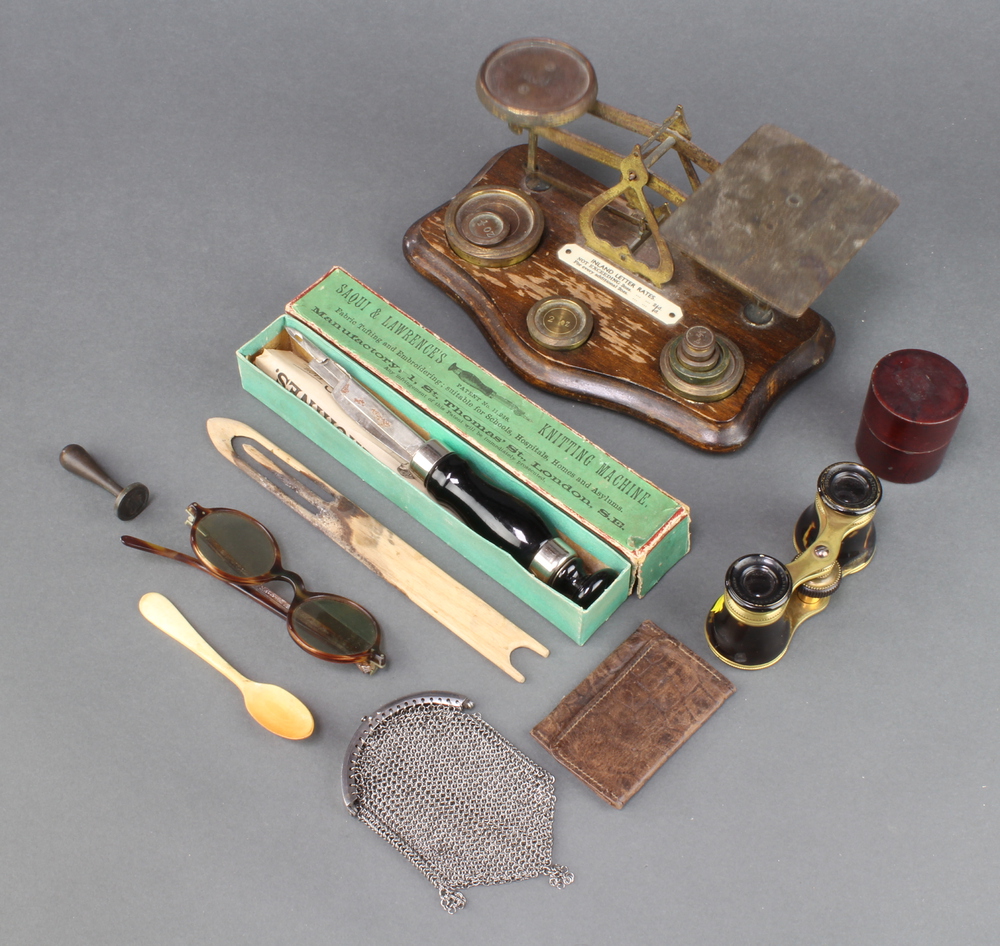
[404,144,836,451]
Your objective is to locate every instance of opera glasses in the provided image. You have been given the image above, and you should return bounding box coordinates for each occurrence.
[705,462,882,669]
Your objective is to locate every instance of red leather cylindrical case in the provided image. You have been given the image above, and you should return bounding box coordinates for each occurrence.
[855,349,968,483]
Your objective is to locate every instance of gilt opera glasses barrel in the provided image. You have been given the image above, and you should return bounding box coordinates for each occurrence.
[705,462,882,669]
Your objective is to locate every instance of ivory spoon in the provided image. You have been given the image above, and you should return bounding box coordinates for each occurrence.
[138,592,314,740]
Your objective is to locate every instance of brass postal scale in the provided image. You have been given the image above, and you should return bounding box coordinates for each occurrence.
[404,38,898,451]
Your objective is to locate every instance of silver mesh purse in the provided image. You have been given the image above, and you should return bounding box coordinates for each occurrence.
[342,692,574,913]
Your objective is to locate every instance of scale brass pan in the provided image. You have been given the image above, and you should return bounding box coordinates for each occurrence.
[476,37,598,128]
[404,38,898,451]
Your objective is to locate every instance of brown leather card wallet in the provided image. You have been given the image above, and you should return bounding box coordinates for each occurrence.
[531,621,735,808]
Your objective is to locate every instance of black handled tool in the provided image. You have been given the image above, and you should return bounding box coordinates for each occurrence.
[59,444,150,520]
[287,329,617,608]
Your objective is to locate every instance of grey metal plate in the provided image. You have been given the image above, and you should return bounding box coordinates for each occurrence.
[661,124,899,317]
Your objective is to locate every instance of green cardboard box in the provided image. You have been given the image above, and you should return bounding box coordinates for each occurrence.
[237,267,689,643]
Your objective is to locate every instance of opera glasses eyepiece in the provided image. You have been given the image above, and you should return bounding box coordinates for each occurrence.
[706,463,882,670]
[817,462,882,516]
[726,554,792,612]
[793,461,881,577]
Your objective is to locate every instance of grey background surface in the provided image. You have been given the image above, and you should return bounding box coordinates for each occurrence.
[2,1,997,944]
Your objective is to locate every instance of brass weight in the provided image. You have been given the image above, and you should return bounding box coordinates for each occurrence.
[444,186,544,267]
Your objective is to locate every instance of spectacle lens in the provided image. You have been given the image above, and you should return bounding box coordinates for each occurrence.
[192,510,278,579]
[292,597,380,658]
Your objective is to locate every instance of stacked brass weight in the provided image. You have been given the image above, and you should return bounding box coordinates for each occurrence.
[659,325,745,402]
[706,462,881,669]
